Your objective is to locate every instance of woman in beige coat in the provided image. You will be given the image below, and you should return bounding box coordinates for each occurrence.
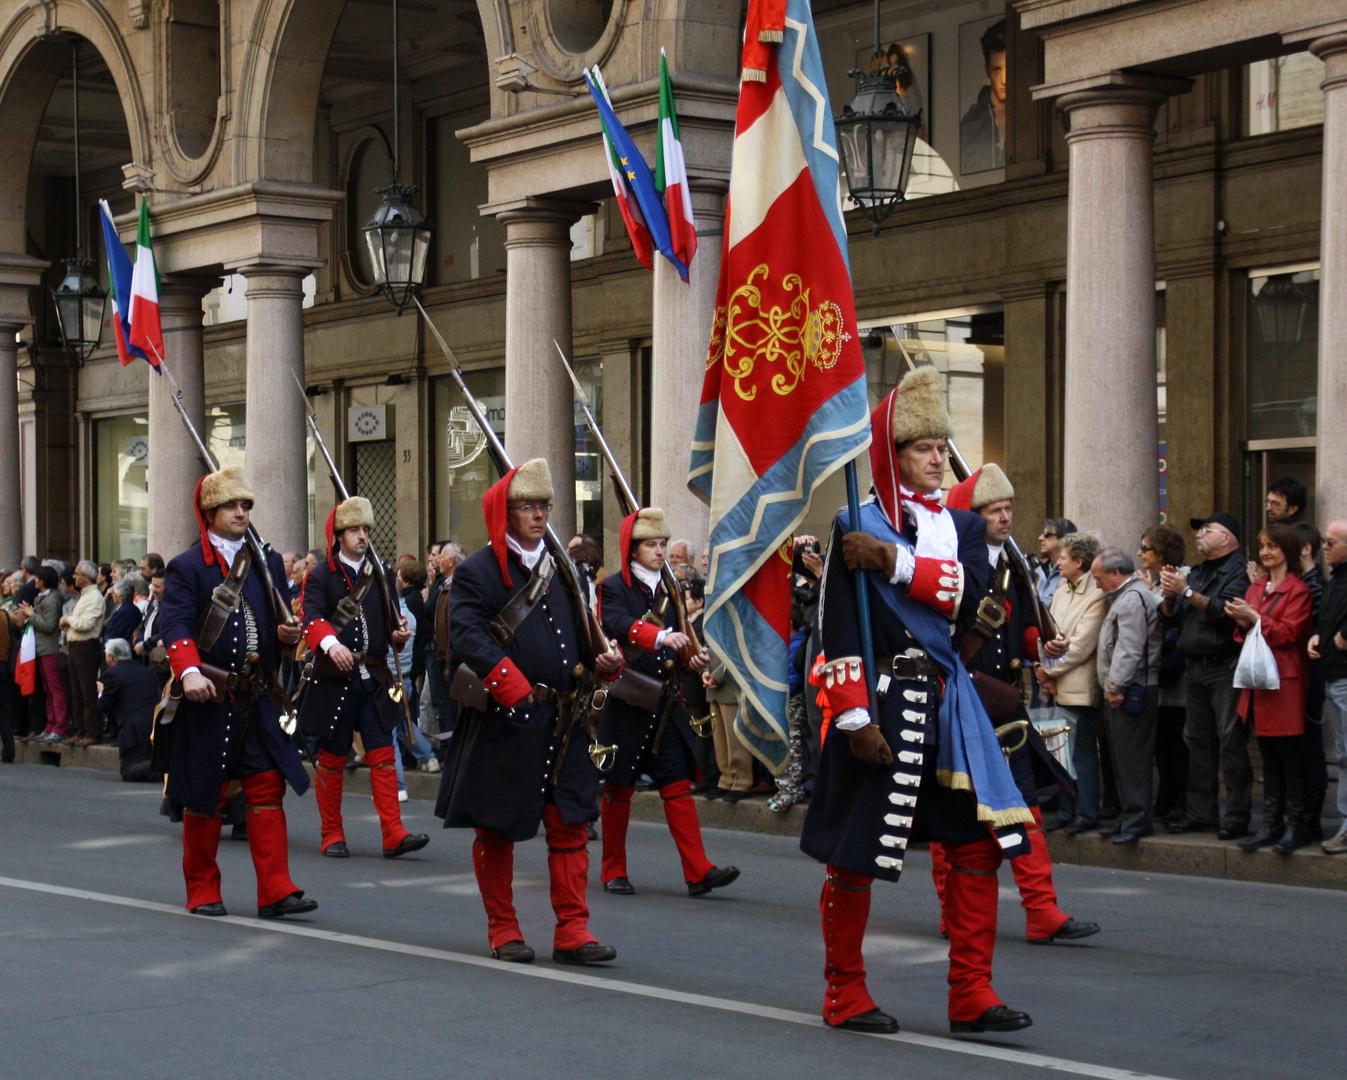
[1036,533,1106,832]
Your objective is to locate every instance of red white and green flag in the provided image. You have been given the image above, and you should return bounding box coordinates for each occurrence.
[127,197,164,365]
[655,50,697,275]
[15,624,36,696]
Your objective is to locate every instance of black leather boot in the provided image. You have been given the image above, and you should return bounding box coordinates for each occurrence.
[1238,778,1284,851]
[1273,802,1310,854]
[1304,787,1326,842]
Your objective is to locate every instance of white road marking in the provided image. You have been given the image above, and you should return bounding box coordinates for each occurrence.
[0,874,1180,1080]
[64,835,170,850]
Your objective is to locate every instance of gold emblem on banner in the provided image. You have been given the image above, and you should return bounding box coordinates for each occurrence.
[706,264,850,401]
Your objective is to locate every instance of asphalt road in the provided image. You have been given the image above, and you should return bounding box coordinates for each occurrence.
[1,763,1343,1080]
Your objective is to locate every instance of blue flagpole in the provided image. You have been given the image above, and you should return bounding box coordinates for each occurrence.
[844,459,879,713]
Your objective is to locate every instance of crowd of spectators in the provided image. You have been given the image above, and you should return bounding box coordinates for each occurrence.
[5,475,1344,860]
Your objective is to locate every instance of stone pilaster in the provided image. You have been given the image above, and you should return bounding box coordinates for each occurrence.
[495,198,595,543]
[241,266,311,553]
[0,253,47,566]
[650,179,724,550]
[1312,34,1347,525]
[147,277,214,558]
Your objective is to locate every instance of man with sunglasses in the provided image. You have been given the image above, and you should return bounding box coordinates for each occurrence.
[1158,513,1252,838]
[1036,518,1075,608]
[436,458,623,966]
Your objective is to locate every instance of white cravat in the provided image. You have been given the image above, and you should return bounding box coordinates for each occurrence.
[987,543,1004,568]
[629,562,670,649]
[887,484,959,584]
[322,550,371,679]
[208,531,245,570]
[506,532,545,571]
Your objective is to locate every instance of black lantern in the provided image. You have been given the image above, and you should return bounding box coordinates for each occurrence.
[52,257,107,362]
[835,68,922,235]
[363,0,432,314]
[51,39,106,360]
[363,183,432,313]
[1254,275,1310,345]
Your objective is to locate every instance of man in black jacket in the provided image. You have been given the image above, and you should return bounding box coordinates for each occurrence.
[1158,513,1253,838]
[1310,519,1347,853]
[98,638,158,781]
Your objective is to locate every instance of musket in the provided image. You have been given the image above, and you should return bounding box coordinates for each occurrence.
[552,339,702,664]
[891,336,1060,642]
[157,359,298,635]
[288,373,416,736]
[411,298,620,763]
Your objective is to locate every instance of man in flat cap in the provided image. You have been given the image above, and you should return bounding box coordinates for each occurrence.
[596,507,737,898]
[801,367,1036,1036]
[159,465,315,919]
[297,496,430,859]
[436,459,623,965]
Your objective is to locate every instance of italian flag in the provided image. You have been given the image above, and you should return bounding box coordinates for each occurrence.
[15,624,36,696]
[587,66,655,271]
[127,197,164,365]
[656,50,697,276]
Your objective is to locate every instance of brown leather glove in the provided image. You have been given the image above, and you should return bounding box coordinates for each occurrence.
[841,532,897,579]
[847,722,894,768]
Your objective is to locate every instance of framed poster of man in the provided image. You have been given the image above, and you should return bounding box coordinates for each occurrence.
[959,16,1006,176]
[854,33,929,141]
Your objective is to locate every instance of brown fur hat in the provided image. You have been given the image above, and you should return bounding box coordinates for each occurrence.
[197,465,254,513]
[333,496,375,533]
[630,508,671,542]
[890,365,954,445]
[966,463,1015,510]
[507,458,554,502]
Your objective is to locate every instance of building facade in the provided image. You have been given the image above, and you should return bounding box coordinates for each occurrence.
[1,0,1344,572]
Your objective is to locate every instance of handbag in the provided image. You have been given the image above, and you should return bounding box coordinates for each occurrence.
[1028,704,1075,778]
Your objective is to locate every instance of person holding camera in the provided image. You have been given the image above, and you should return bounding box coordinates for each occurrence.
[1093,550,1162,843]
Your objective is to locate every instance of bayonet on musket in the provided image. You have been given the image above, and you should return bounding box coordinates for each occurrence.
[890,333,1059,642]
[552,340,703,664]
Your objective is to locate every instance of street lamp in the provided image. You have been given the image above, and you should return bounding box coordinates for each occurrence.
[51,40,106,360]
[361,0,433,313]
[834,1,923,235]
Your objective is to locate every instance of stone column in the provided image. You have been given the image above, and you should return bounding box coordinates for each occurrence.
[241,266,311,553]
[651,180,724,549]
[1056,78,1181,552]
[495,199,595,543]
[0,253,46,567]
[147,277,214,557]
[1312,34,1347,525]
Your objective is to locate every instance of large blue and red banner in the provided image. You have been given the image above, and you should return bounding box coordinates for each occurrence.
[688,0,871,770]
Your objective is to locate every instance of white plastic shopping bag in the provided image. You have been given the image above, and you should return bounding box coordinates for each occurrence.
[1232,621,1280,691]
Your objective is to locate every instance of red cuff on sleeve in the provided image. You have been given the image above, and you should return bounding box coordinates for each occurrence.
[909,556,961,619]
[1023,626,1041,663]
[816,656,869,714]
[304,619,336,653]
[627,619,662,653]
[483,657,532,707]
[167,638,202,679]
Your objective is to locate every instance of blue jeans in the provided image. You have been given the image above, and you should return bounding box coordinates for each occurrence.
[1324,678,1347,819]
[1055,704,1100,824]
[394,675,436,793]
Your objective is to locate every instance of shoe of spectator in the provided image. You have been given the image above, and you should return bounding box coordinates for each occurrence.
[1321,828,1347,854]
[721,790,750,803]
[61,735,80,745]
[1063,816,1097,835]
[258,893,318,919]
[1098,823,1121,839]
[767,793,796,813]
[1217,822,1251,841]
[397,789,408,803]
[703,788,725,801]
[688,865,740,896]
[1110,829,1151,845]
[1043,817,1065,832]
[421,758,441,774]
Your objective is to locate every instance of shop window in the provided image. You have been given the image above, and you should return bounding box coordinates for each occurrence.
[1245,51,1325,136]
[859,308,1005,486]
[1247,268,1320,441]
[431,369,505,556]
[94,415,148,562]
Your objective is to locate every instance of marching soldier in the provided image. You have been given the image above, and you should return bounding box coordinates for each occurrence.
[435,459,623,965]
[596,508,739,897]
[801,367,1036,1035]
[937,466,1100,945]
[297,496,429,859]
[159,466,315,919]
